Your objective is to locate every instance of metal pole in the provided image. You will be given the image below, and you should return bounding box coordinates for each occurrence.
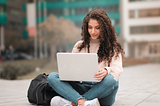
[0,25,1,47]
[34,0,38,59]
[38,0,43,58]
[43,0,48,58]
[0,25,4,47]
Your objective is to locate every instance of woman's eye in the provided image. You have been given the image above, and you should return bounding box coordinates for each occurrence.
[88,27,92,29]
[96,27,100,29]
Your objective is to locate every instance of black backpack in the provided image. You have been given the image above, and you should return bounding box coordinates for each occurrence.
[27,73,59,106]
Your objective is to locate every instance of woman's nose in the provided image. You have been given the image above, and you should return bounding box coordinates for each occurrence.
[91,28,95,33]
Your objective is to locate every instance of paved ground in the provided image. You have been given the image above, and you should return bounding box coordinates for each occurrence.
[0,63,160,106]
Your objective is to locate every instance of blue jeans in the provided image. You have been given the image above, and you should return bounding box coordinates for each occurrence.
[48,72,119,106]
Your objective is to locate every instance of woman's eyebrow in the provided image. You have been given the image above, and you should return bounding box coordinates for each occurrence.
[88,25,100,27]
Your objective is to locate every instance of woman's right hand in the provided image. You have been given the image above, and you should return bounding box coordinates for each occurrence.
[94,68,108,82]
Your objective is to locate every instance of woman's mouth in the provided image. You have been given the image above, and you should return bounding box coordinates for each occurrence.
[91,34,97,37]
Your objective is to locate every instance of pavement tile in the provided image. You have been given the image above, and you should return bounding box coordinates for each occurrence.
[113,99,142,106]
[137,95,160,106]
[0,63,160,106]
[113,63,160,106]
[155,90,160,95]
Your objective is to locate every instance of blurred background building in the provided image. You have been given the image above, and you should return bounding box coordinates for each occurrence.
[45,0,121,34]
[120,0,160,62]
[21,0,122,59]
[0,0,160,62]
[0,0,34,54]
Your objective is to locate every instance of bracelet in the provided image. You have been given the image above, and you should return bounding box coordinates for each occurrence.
[104,68,108,75]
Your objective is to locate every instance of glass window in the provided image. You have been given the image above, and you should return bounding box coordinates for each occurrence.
[8,7,20,16]
[47,0,63,1]
[48,9,63,15]
[75,7,88,15]
[129,10,134,18]
[10,9,20,16]
[130,8,160,18]
[130,25,160,34]
[154,44,158,54]
[14,0,21,2]
[149,45,152,54]
[8,21,22,31]
[129,0,160,2]
[0,5,6,15]
[102,5,119,12]
[139,8,160,17]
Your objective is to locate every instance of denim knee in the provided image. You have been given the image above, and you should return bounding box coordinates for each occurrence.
[47,72,59,86]
[102,74,117,86]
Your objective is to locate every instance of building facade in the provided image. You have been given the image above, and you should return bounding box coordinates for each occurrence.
[120,0,160,62]
[48,0,121,34]
[0,0,28,50]
[21,0,122,57]
[23,0,121,35]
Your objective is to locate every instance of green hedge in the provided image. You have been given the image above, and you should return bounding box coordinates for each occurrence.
[0,59,49,80]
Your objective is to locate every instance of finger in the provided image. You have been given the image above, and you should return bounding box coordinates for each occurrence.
[95,73,105,79]
[98,69,103,72]
[95,75,104,80]
[98,79,102,82]
[96,78,102,82]
[95,77,103,80]
[95,71,106,78]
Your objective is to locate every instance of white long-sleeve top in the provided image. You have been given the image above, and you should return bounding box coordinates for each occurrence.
[71,38,123,79]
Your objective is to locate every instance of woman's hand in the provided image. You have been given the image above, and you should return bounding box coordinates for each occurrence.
[94,68,108,82]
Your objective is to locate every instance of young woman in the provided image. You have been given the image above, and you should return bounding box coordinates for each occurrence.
[48,8,125,106]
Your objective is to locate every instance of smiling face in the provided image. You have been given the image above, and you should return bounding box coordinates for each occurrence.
[88,19,100,39]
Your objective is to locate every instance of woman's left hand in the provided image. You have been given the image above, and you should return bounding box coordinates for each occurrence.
[94,68,108,82]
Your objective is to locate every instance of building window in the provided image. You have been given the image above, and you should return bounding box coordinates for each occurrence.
[0,5,6,15]
[159,44,160,53]
[48,9,63,15]
[149,45,152,54]
[149,44,159,54]
[75,7,88,15]
[129,0,160,2]
[102,5,119,13]
[130,25,160,34]
[154,45,158,53]
[129,8,160,18]
[8,21,21,31]
[8,7,20,16]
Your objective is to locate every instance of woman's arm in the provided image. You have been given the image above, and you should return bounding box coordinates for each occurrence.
[105,53,123,80]
[94,53,123,82]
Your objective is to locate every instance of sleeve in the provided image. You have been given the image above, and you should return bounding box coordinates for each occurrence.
[104,53,123,79]
[71,40,83,53]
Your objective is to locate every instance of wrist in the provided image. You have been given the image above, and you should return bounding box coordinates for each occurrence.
[104,68,108,75]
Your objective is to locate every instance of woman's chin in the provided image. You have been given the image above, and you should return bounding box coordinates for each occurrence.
[91,36,98,39]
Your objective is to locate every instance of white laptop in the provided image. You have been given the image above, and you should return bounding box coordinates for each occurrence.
[56,52,99,82]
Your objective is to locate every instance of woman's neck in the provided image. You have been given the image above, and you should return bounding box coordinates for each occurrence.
[90,38,100,43]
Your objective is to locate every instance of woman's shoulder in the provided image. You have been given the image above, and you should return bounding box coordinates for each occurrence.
[72,40,83,53]
[74,40,83,47]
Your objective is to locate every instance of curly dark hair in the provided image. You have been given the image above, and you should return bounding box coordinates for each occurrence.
[78,9,125,65]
